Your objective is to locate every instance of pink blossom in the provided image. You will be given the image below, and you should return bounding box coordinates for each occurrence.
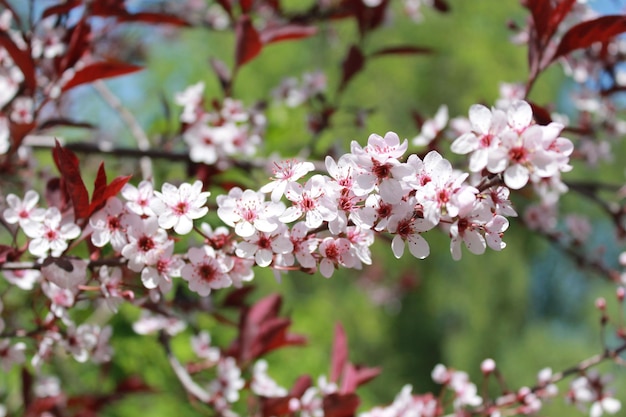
[150,180,210,235]
[140,241,184,292]
[318,237,356,278]
[208,356,245,403]
[3,190,45,228]
[2,268,41,290]
[413,104,449,147]
[132,311,187,336]
[191,331,221,362]
[121,180,156,217]
[24,207,80,257]
[260,159,316,202]
[89,197,128,250]
[121,215,169,272]
[181,246,233,296]
[387,200,434,259]
[235,225,293,268]
[289,222,318,269]
[280,174,339,228]
[450,104,507,172]
[0,339,26,372]
[251,360,288,398]
[217,187,284,237]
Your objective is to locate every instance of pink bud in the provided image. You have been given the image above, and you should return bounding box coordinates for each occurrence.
[595,297,606,311]
[617,287,625,302]
[481,358,496,374]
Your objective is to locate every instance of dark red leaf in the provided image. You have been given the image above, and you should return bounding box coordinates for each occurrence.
[222,285,256,308]
[235,15,263,68]
[432,0,450,12]
[340,363,381,394]
[339,45,365,92]
[261,397,292,417]
[330,323,348,383]
[524,0,575,44]
[93,163,108,201]
[352,0,390,38]
[62,61,143,92]
[323,393,360,417]
[290,375,313,397]
[58,18,92,73]
[0,245,15,263]
[527,100,553,125]
[0,32,36,91]
[371,45,433,57]
[89,169,132,216]
[240,0,253,13]
[260,25,318,44]
[552,15,626,62]
[52,141,90,220]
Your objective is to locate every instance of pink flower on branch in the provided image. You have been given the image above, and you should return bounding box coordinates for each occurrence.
[150,180,210,235]
[181,246,233,296]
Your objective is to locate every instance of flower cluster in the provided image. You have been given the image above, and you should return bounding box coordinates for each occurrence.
[176,82,266,168]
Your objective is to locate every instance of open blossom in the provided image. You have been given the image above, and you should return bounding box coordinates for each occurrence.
[386,199,435,259]
[251,360,288,398]
[121,180,155,217]
[89,197,127,250]
[235,225,293,268]
[41,257,88,290]
[217,187,284,237]
[140,240,184,292]
[3,190,45,228]
[413,104,449,147]
[181,246,233,296]
[208,356,245,403]
[24,207,80,257]
[121,215,169,272]
[260,159,315,202]
[150,180,210,235]
[318,237,356,278]
[191,331,220,362]
[280,174,339,228]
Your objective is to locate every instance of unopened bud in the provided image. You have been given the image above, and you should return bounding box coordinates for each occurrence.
[481,358,496,374]
[617,287,625,302]
[595,297,606,311]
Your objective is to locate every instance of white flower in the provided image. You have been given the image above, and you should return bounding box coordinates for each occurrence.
[25,207,80,257]
[150,180,210,235]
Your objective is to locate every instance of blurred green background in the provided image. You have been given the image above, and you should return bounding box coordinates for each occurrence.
[3,0,625,415]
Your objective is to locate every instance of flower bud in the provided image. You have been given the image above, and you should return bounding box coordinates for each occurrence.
[481,358,496,374]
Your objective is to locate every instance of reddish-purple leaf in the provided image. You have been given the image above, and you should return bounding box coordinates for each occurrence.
[52,140,90,220]
[552,15,626,62]
[235,15,263,68]
[339,45,365,92]
[432,0,450,12]
[89,172,132,216]
[290,375,313,397]
[62,61,143,92]
[340,364,381,394]
[222,286,256,308]
[93,163,108,202]
[524,0,575,44]
[323,393,360,417]
[260,25,318,44]
[261,397,292,417]
[330,323,348,383]
[58,18,92,73]
[0,245,15,263]
[371,45,433,57]
[528,100,553,125]
[240,0,253,13]
[0,32,36,91]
